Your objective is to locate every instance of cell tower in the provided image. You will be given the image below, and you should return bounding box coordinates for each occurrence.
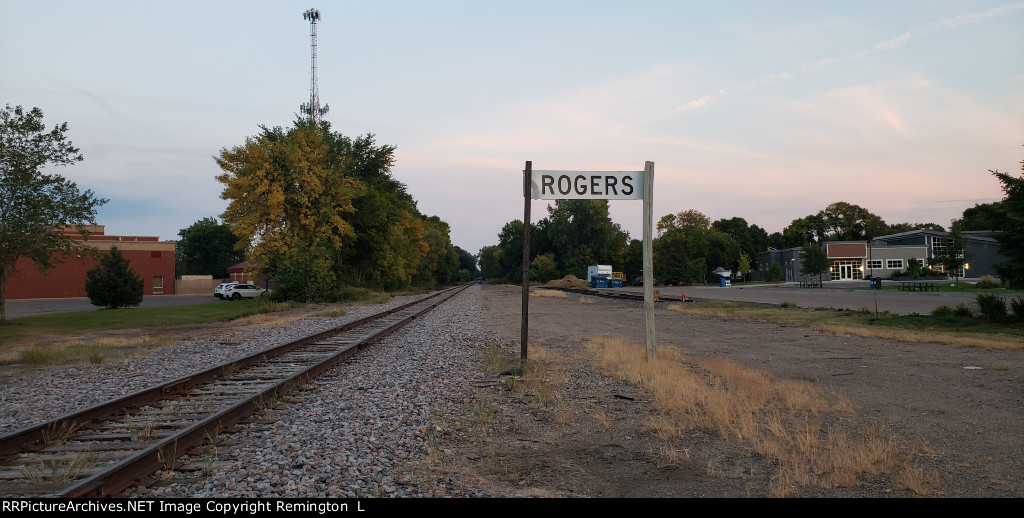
[300,8,329,124]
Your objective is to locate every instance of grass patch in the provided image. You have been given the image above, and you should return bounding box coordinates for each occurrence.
[667,303,1023,351]
[334,286,393,304]
[584,336,934,495]
[531,289,567,298]
[9,335,174,366]
[0,298,308,365]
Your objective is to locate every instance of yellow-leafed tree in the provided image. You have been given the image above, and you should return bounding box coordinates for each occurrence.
[215,122,364,299]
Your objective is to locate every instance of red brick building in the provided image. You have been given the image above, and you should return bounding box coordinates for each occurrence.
[4,225,176,299]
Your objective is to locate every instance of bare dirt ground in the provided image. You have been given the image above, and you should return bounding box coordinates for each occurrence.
[444,285,1023,498]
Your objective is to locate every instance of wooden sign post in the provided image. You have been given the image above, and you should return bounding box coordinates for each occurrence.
[521,161,657,362]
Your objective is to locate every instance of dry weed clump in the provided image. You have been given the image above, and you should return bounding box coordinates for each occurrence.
[11,335,172,366]
[583,336,930,495]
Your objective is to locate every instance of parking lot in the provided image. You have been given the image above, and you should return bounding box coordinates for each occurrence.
[618,280,1012,315]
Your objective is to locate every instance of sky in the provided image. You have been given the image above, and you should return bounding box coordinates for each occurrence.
[2,1,1022,255]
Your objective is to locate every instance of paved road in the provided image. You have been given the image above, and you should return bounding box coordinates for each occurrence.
[4,295,219,319]
[616,281,1013,316]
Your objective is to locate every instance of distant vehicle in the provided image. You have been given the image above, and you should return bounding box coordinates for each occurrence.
[214,283,237,299]
[223,283,268,300]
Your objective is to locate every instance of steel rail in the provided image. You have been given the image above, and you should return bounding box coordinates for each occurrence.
[0,282,475,497]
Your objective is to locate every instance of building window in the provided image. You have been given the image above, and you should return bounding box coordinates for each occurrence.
[829,259,864,281]
[867,260,882,269]
[153,276,163,294]
[886,259,904,269]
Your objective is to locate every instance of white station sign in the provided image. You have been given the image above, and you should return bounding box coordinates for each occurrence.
[530,170,645,200]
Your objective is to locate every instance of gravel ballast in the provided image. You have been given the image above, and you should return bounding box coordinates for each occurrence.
[2,287,492,498]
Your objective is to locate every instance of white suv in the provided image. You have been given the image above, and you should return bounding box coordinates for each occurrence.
[214,283,237,299]
[222,283,268,300]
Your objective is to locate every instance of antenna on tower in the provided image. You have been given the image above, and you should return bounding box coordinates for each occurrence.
[300,8,329,124]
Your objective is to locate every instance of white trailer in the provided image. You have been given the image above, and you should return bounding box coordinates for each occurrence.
[587,265,612,283]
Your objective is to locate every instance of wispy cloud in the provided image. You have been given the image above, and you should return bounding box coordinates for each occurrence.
[926,3,1024,30]
[674,95,716,112]
[673,4,1024,115]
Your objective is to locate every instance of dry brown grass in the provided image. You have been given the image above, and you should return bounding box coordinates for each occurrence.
[577,297,595,304]
[592,408,612,429]
[2,335,174,366]
[667,303,1022,351]
[584,336,934,495]
[530,289,567,298]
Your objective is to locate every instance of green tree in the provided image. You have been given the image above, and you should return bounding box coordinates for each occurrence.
[478,244,502,282]
[905,257,923,279]
[769,262,783,282]
[654,221,740,285]
[990,160,1024,288]
[453,246,478,282]
[799,243,829,283]
[270,243,336,302]
[780,214,826,247]
[961,202,1005,232]
[712,217,770,271]
[85,246,143,309]
[886,222,945,234]
[216,122,365,285]
[176,217,243,279]
[530,253,558,283]
[819,201,888,241]
[539,200,628,276]
[0,104,107,322]
[737,252,752,281]
[929,219,971,287]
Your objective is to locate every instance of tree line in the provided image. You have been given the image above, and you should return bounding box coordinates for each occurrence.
[185,119,479,300]
[480,169,1024,288]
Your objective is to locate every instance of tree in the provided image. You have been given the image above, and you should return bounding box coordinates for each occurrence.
[654,222,740,285]
[530,253,558,283]
[0,104,107,322]
[929,219,971,287]
[737,253,752,281]
[712,217,770,271]
[990,159,1024,288]
[216,122,365,288]
[85,246,143,309]
[819,201,888,241]
[538,200,628,276]
[780,214,826,247]
[176,217,243,279]
[799,243,829,283]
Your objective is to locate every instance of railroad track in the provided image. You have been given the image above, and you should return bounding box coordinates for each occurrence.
[537,286,669,303]
[0,283,475,498]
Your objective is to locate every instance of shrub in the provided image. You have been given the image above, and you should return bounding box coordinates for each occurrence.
[270,245,336,303]
[975,294,1008,322]
[952,303,974,319]
[930,305,953,318]
[975,275,1001,289]
[1010,297,1024,323]
[85,246,144,309]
